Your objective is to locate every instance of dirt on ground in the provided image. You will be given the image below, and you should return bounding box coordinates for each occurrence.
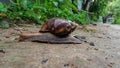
[0,24,120,68]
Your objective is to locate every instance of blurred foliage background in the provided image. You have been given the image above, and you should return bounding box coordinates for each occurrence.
[107,0,120,24]
[0,0,118,28]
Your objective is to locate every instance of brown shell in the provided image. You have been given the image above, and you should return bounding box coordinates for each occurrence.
[39,18,78,37]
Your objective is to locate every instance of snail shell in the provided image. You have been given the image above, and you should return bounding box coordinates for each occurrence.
[39,18,78,37]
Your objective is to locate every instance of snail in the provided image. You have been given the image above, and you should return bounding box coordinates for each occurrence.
[19,18,81,44]
[39,18,78,37]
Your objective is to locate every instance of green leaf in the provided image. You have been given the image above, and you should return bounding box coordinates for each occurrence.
[0,2,7,13]
[53,2,58,7]
[59,0,64,2]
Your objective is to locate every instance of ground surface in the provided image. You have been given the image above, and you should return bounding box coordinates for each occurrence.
[0,24,120,68]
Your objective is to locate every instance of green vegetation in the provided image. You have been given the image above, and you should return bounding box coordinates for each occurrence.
[0,0,119,28]
[108,0,120,24]
[89,0,109,21]
[0,2,9,28]
[0,0,88,28]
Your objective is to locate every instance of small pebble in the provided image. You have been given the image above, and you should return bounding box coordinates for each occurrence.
[4,36,10,38]
[94,48,99,51]
[107,36,111,39]
[110,62,115,65]
[89,42,95,46]
[103,33,106,35]
[107,62,115,68]
[64,64,69,67]
[71,64,74,66]
[41,59,48,64]
[0,50,5,54]
[87,59,92,61]
[105,57,108,60]
[108,64,112,68]
[14,38,19,40]
[92,23,97,26]
[97,36,103,38]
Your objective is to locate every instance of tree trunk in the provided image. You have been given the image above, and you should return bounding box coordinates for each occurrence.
[83,0,94,11]
[77,0,82,11]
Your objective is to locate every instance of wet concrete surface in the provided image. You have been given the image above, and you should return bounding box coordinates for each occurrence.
[0,24,120,68]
